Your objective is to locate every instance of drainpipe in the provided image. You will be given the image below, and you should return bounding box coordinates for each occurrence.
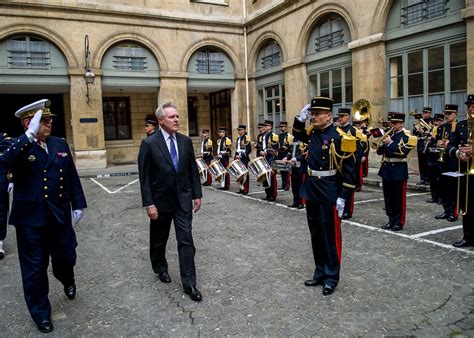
[242,0,251,136]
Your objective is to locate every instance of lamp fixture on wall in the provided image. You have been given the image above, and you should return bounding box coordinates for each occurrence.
[84,34,95,104]
[193,90,199,109]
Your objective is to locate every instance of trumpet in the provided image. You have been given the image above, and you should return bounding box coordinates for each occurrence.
[371,127,394,149]
[437,130,449,163]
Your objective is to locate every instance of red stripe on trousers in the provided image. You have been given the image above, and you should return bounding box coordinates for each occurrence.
[358,163,363,190]
[333,206,342,263]
[400,180,407,227]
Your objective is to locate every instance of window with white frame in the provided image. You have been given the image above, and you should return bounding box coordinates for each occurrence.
[388,41,466,116]
[196,49,225,74]
[112,43,147,71]
[257,84,286,130]
[260,40,282,70]
[309,65,352,113]
[314,15,346,52]
[402,0,448,26]
[7,36,49,68]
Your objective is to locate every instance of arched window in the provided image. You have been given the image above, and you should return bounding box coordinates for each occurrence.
[259,40,282,70]
[309,15,349,54]
[196,48,225,74]
[7,36,49,68]
[402,0,448,26]
[111,43,147,71]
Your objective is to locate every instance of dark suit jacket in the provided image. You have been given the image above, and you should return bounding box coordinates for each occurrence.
[138,130,202,213]
[0,133,87,227]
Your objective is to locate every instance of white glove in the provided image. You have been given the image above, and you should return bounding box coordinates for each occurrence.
[296,104,311,122]
[25,110,43,141]
[7,183,13,194]
[336,198,345,218]
[72,209,84,225]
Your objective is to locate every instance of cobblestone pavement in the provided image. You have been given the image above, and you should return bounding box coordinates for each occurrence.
[0,168,473,336]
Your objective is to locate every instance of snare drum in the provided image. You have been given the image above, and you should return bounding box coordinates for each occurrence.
[208,160,226,182]
[248,157,272,183]
[196,157,208,182]
[270,159,292,172]
[227,159,249,183]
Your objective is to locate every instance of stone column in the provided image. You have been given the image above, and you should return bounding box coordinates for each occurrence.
[462,5,474,93]
[158,72,189,135]
[283,61,307,122]
[69,68,107,169]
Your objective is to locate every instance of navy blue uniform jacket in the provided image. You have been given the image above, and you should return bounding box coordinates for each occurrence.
[377,130,413,181]
[0,133,87,227]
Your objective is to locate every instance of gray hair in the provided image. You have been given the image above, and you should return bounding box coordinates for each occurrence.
[155,102,177,119]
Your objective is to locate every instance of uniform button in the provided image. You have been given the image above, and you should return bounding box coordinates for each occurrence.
[59,169,63,172]
[44,186,48,190]
[319,167,323,170]
[60,177,64,181]
[322,157,325,160]
[44,194,48,198]
[43,178,47,182]
[317,176,321,179]
[60,186,63,189]
[59,194,63,197]
[43,170,47,173]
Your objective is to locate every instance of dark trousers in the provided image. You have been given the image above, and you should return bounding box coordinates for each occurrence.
[265,170,278,199]
[362,156,369,177]
[0,186,8,240]
[15,223,77,324]
[149,208,196,288]
[418,151,430,182]
[204,159,212,185]
[280,170,290,190]
[219,158,230,189]
[306,200,341,288]
[240,173,250,194]
[382,179,407,227]
[458,176,474,241]
[440,174,457,217]
[290,171,304,206]
[344,191,355,218]
[355,160,363,191]
[428,165,442,201]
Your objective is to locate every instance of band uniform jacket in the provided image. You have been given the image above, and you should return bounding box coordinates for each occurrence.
[436,121,458,172]
[286,139,308,174]
[447,119,470,172]
[138,130,202,213]
[0,133,12,190]
[277,131,293,160]
[217,136,232,161]
[292,119,356,204]
[413,117,433,151]
[200,137,213,162]
[263,132,279,163]
[377,129,416,181]
[234,134,252,165]
[0,133,87,227]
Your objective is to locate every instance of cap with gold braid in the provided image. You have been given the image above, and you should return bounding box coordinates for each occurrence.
[15,99,56,119]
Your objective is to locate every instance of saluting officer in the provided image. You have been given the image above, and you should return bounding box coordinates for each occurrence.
[447,95,474,247]
[378,112,417,231]
[413,107,433,185]
[0,132,13,259]
[425,113,445,204]
[235,124,252,195]
[293,97,356,296]
[259,120,279,201]
[200,129,213,186]
[0,99,87,333]
[216,127,232,190]
[434,104,459,222]
[277,121,292,190]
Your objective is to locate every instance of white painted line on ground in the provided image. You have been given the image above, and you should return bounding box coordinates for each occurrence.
[411,225,463,238]
[90,178,139,194]
[354,192,430,205]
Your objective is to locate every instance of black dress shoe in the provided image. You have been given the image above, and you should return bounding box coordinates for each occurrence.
[267,197,276,202]
[304,279,324,287]
[380,223,393,230]
[426,198,437,203]
[297,205,305,209]
[341,213,351,220]
[184,286,202,302]
[288,203,298,208]
[322,284,335,296]
[64,283,76,300]
[435,212,448,219]
[158,271,171,283]
[37,319,54,333]
[447,215,458,222]
[242,192,248,195]
[453,239,474,248]
[218,187,229,191]
[391,225,402,232]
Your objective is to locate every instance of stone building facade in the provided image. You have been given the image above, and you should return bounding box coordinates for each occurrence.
[0,0,472,169]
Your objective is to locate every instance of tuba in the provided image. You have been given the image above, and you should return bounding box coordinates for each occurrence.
[352,98,372,127]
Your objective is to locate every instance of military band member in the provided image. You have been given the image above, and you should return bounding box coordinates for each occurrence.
[0,99,87,333]
[425,113,445,204]
[447,95,474,247]
[293,97,356,296]
[287,138,307,209]
[145,119,158,137]
[378,112,417,231]
[434,104,459,222]
[277,121,292,190]
[200,129,213,186]
[259,120,279,201]
[413,107,433,185]
[235,124,252,195]
[352,118,369,191]
[255,122,265,156]
[0,132,13,260]
[216,127,232,190]
[358,118,371,178]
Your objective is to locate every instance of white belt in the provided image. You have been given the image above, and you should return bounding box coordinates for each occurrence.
[307,169,337,177]
[383,157,407,163]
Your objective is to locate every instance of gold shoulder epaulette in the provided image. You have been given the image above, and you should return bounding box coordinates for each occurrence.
[406,135,418,147]
[225,138,232,146]
[337,128,357,153]
[245,135,251,143]
[272,133,279,142]
[287,134,294,144]
[306,125,315,135]
[403,128,412,136]
[207,139,213,147]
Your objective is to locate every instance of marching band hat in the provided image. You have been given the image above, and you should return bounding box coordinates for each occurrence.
[309,96,333,111]
[278,121,288,127]
[337,107,350,115]
[389,112,405,122]
[333,115,340,121]
[264,119,274,126]
[444,104,458,113]
[257,122,265,128]
[237,124,246,130]
[465,94,474,105]
[422,107,432,113]
[202,129,209,133]
[15,99,56,119]
[352,119,361,125]
[145,119,157,126]
[218,126,227,132]
[434,113,444,121]
[413,112,422,119]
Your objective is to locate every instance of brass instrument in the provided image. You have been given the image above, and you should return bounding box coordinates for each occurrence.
[352,98,372,126]
[437,130,448,163]
[410,109,433,136]
[374,127,395,149]
[457,111,474,215]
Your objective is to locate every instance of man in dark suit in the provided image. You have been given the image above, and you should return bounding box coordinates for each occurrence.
[138,102,203,302]
[0,99,87,333]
